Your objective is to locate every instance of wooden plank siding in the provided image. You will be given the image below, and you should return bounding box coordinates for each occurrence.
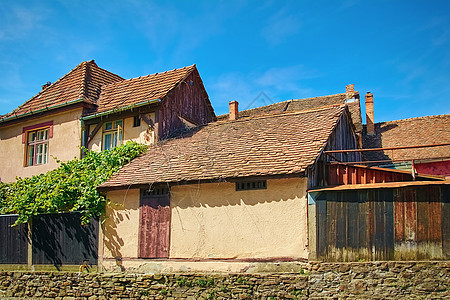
[0,215,28,264]
[313,184,449,261]
[308,110,362,188]
[139,195,171,258]
[32,212,98,266]
[327,164,412,186]
[158,69,215,140]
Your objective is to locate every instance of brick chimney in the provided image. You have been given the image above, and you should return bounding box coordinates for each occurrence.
[345,84,355,99]
[365,92,375,135]
[229,101,238,120]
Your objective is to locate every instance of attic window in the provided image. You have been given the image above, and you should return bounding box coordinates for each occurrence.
[236,180,267,191]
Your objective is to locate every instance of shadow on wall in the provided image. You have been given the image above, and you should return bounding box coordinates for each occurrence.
[102,201,134,259]
[171,178,307,210]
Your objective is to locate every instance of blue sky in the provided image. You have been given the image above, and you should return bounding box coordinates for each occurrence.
[1,0,449,123]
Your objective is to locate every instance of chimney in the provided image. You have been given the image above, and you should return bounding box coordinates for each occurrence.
[345,84,355,99]
[365,92,375,135]
[229,101,238,120]
[42,81,52,90]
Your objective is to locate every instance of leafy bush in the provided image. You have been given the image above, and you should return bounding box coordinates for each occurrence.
[0,142,146,225]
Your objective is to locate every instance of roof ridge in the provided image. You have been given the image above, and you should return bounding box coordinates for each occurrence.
[225,92,347,117]
[216,104,345,125]
[101,64,196,90]
[80,61,89,101]
[376,113,450,125]
[7,60,90,116]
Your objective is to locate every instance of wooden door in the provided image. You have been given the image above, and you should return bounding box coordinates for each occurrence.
[139,194,171,258]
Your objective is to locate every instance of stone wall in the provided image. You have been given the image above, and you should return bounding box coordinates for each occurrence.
[1,262,449,299]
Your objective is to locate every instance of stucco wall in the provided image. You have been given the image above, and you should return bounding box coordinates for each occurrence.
[170,178,308,259]
[102,177,308,264]
[0,109,83,182]
[88,113,155,152]
[102,189,140,259]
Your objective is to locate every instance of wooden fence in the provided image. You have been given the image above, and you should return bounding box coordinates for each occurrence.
[0,212,98,267]
[310,184,450,261]
[0,215,28,264]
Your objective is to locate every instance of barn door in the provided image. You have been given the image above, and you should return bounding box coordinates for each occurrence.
[139,193,171,258]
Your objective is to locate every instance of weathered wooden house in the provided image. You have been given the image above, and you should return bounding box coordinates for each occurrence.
[0,61,215,182]
[307,92,450,262]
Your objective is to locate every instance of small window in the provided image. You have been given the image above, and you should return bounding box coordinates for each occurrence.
[26,128,50,166]
[103,120,123,150]
[235,180,267,191]
[133,116,141,127]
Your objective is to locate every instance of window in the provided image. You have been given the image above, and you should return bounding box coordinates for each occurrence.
[235,180,267,191]
[133,115,141,127]
[102,120,123,150]
[27,128,50,166]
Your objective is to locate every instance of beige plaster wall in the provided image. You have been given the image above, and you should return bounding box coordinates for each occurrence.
[101,178,308,264]
[0,109,83,182]
[88,113,155,152]
[102,189,140,259]
[170,178,309,259]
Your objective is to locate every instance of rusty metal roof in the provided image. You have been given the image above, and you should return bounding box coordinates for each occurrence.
[309,180,450,192]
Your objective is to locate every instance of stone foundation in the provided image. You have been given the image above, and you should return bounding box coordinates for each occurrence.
[0,261,449,299]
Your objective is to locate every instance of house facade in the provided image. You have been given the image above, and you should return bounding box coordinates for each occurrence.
[0,61,215,182]
[97,104,362,272]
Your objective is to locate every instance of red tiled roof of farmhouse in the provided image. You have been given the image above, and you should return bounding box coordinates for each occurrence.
[0,62,205,122]
[99,105,348,188]
[218,93,362,133]
[0,60,124,122]
[88,64,198,116]
[362,114,450,162]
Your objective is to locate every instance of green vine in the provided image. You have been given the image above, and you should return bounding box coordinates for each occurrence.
[0,142,147,225]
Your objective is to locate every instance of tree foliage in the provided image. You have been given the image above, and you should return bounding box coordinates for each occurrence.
[0,142,147,225]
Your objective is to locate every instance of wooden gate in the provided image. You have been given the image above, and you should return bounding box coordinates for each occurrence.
[139,194,171,258]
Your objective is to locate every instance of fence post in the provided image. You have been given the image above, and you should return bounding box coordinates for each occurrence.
[27,220,33,270]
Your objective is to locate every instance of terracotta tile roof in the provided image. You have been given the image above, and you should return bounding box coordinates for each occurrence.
[217,93,362,132]
[362,114,450,161]
[0,60,123,123]
[99,105,347,188]
[88,65,197,116]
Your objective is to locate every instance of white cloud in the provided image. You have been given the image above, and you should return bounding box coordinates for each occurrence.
[260,6,301,46]
[0,5,49,41]
[207,65,322,115]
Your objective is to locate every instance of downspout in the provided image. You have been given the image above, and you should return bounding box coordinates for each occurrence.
[81,119,86,158]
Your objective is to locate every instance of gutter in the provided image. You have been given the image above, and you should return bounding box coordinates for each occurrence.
[0,98,87,124]
[81,99,160,121]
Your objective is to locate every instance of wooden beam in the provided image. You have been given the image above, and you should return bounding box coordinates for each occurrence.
[86,121,103,145]
[140,113,155,129]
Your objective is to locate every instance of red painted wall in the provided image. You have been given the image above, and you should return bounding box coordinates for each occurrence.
[415,160,450,178]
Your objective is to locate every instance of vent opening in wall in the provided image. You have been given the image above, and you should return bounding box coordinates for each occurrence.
[143,185,170,196]
[236,180,267,191]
